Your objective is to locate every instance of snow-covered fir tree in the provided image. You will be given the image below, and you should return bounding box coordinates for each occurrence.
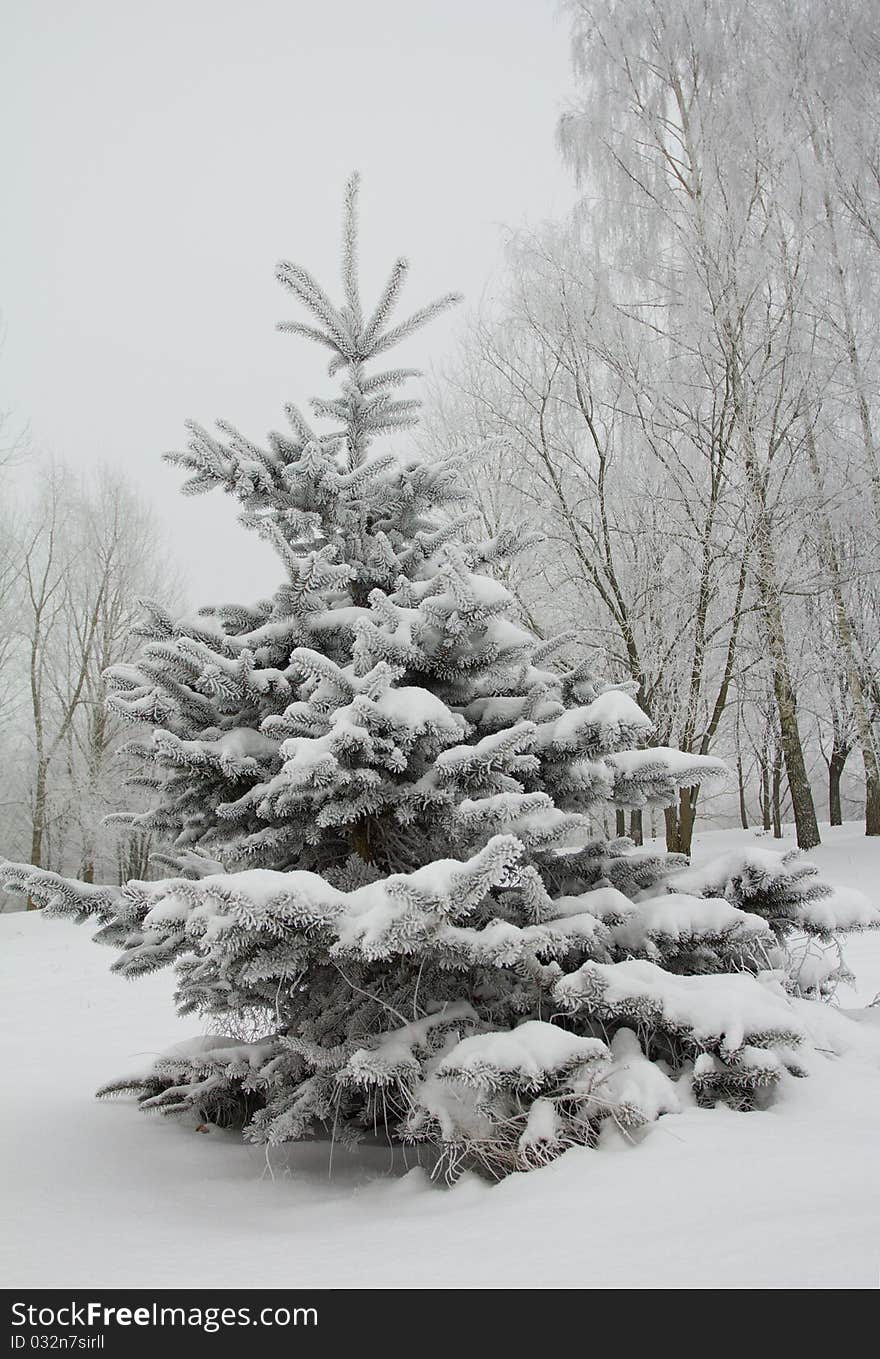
[3,178,878,1179]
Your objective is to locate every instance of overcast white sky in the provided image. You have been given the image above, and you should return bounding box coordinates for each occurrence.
[1,0,575,603]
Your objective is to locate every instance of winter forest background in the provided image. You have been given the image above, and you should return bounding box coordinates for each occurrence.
[3,0,880,896]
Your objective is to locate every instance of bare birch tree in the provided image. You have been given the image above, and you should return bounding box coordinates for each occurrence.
[5,462,177,903]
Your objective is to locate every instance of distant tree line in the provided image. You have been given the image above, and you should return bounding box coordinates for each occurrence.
[0,445,177,906]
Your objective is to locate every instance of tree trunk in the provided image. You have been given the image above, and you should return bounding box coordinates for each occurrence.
[828,748,847,827]
[864,750,880,836]
[728,339,820,850]
[765,609,818,846]
[664,803,679,853]
[760,759,771,832]
[352,817,378,865]
[802,414,880,836]
[80,694,110,884]
[27,759,48,909]
[772,747,783,840]
[628,809,643,846]
[665,787,697,855]
[615,808,626,837]
[678,786,696,856]
[737,754,749,830]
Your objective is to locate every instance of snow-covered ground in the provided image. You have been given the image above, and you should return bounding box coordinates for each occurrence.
[2,823,879,1290]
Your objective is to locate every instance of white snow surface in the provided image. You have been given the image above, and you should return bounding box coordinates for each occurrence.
[554,958,804,1057]
[618,892,771,944]
[437,1021,607,1085]
[667,846,880,932]
[536,689,651,750]
[2,822,880,1289]
[607,746,727,779]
